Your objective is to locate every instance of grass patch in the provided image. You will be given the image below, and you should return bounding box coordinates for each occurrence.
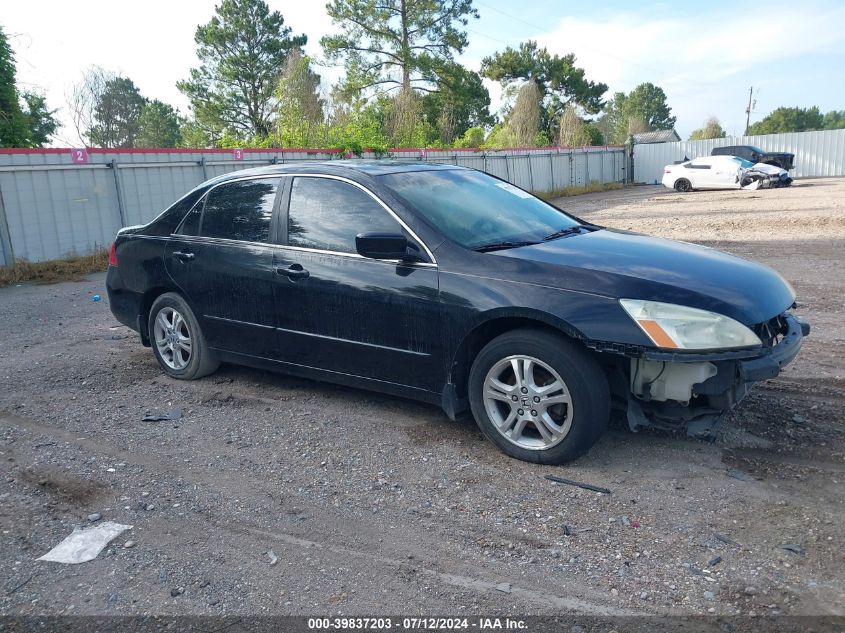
[535,181,624,200]
[0,249,108,287]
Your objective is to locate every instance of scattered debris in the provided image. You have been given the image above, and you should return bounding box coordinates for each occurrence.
[37,521,132,564]
[727,469,755,482]
[621,515,631,527]
[494,582,511,593]
[34,442,56,449]
[544,475,611,494]
[5,575,33,596]
[744,586,759,596]
[87,512,102,522]
[267,549,278,566]
[142,408,182,422]
[704,591,715,601]
[170,587,184,597]
[123,540,136,549]
[708,556,723,567]
[779,543,806,556]
[91,294,101,302]
[714,533,741,548]
[562,525,572,537]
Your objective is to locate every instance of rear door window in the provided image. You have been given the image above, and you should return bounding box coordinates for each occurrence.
[198,178,281,242]
[287,177,403,253]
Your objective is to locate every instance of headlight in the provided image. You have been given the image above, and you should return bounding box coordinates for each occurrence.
[620,299,761,350]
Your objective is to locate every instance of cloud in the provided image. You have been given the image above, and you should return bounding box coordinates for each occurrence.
[534,2,845,96]
[526,2,845,135]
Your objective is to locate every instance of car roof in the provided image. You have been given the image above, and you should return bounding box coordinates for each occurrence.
[203,160,465,187]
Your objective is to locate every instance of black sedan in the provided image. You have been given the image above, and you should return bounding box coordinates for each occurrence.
[107,162,808,464]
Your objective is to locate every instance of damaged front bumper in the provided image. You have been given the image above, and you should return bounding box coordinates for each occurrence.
[626,313,809,438]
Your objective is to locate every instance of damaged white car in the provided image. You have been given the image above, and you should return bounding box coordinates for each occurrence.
[662,155,793,192]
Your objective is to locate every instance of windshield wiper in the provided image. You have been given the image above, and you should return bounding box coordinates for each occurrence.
[472,240,538,253]
[542,226,583,242]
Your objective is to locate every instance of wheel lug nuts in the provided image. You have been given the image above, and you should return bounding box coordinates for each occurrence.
[511,395,518,402]
[517,409,524,416]
[533,396,540,403]
[521,387,528,394]
[531,410,538,416]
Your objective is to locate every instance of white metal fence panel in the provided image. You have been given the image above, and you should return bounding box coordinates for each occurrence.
[633,129,845,184]
[0,146,625,264]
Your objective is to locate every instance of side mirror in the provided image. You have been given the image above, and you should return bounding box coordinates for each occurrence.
[355,232,420,261]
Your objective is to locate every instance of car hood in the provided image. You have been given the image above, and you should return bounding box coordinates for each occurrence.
[749,162,786,175]
[494,229,795,325]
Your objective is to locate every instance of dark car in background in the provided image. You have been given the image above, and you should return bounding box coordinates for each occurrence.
[711,145,795,170]
[106,162,808,464]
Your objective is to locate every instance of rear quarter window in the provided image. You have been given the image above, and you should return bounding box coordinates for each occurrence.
[146,188,206,236]
[199,178,280,242]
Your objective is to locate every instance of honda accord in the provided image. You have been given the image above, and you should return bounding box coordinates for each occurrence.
[106,162,808,464]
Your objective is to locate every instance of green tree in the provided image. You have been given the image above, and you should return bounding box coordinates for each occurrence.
[87,76,146,148]
[327,97,391,155]
[823,110,845,130]
[20,92,58,146]
[689,116,726,141]
[453,126,484,148]
[597,83,675,143]
[0,27,58,147]
[558,103,591,147]
[507,79,541,146]
[274,50,326,147]
[137,100,183,147]
[480,40,607,139]
[420,62,491,144]
[621,83,675,132]
[178,0,306,139]
[748,106,824,134]
[322,0,477,97]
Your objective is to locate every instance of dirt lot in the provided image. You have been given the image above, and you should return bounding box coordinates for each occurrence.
[1,178,843,619]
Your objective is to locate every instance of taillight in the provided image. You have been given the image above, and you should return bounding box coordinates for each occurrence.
[108,241,118,267]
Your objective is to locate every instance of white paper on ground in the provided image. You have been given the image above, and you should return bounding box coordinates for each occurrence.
[37,521,132,564]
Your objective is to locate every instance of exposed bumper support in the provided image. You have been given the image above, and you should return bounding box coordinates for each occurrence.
[627,314,809,438]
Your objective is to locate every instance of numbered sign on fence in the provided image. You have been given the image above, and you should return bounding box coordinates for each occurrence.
[232,148,244,161]
[70,148,89,164]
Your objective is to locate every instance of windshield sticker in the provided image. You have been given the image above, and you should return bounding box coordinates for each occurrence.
[495,182,534,198]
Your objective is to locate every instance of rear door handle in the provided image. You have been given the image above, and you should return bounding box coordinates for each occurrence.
[173,251,195,262]
[275,264,309,280]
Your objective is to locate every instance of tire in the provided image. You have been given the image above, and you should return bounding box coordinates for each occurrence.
[468,328,610,464]
[674,178,692,193]
[148,292,219,380]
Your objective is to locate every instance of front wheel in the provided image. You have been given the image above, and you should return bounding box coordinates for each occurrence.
[468,329,610,464]
[149,292,219,380]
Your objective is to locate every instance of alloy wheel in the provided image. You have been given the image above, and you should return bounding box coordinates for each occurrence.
[153,307,192,370]
[482,355,574,450]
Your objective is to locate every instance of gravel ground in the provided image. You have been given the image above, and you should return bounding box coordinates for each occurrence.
[0,178,843,618]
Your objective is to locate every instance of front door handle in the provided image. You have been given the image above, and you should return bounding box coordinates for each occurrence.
[275,264,309,280]
[173,251,195,262]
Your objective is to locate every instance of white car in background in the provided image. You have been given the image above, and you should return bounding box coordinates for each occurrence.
[662,155,793,192]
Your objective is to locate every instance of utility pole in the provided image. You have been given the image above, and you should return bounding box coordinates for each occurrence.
[744,87,754,136]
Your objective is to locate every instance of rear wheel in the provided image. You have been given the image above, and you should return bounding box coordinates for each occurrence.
[468,329,610,464]
[674,178,692,193]
[149,292,219,380]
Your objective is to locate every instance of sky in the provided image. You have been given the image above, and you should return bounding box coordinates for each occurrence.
[4,0,845,146]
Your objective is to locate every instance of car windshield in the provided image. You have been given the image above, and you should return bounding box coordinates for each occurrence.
[733,157,755,168]
[748,146,765,154]
[378,169,580,250]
